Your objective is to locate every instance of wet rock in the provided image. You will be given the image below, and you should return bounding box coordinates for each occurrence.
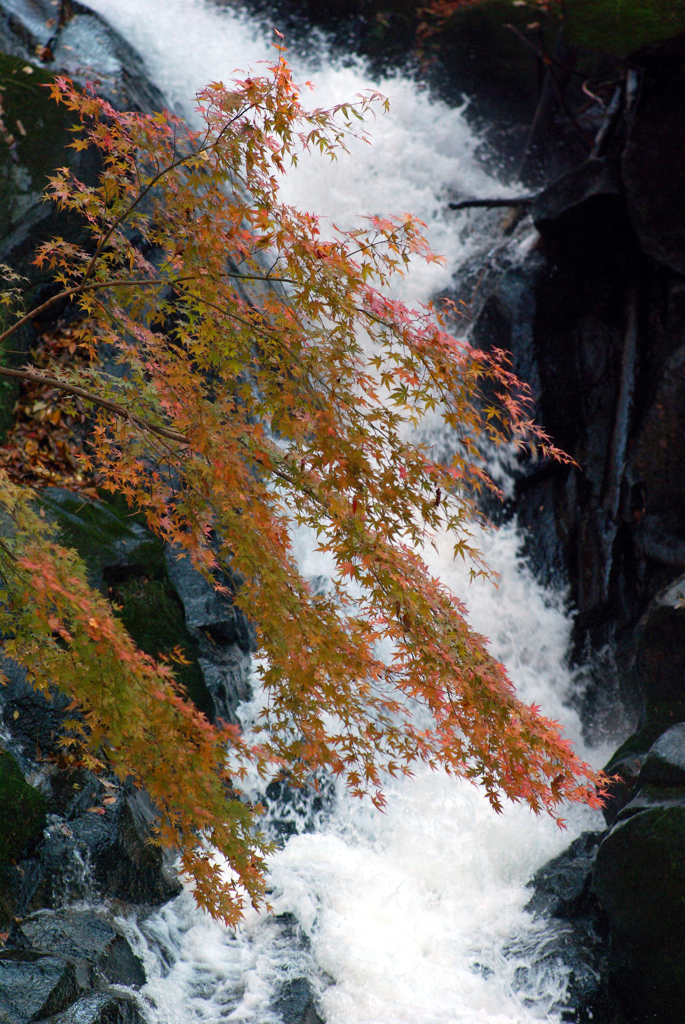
[0,0,165,113]
[164,546,256,652]
[164,546,254,723]
[0,950,84,1022]
[273,978,323,1024]
[532,158,621,235]
[44,992,144,1024]
[37,489,215,718]
[17,910,145,989]
[0,783,180,920]
[261,775,335,843]
[639,721,685,786]
[623,73,685,275]
[523,832,610,1021]
[600,749,648,827]
[1,658,72,760]
[594,804,685,1023]
[526,831,604,922]
[64,784,181,906]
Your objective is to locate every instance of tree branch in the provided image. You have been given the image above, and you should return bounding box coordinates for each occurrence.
[448,197,534,212]
[0,365,187,444]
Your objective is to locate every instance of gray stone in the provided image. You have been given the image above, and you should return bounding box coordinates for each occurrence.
[640,722,685,787]
[0,951,84,1022]
[526,831,603,920]
[164,546,255,650]
[0,1,165,114]
[273,978,323,1024]
[19,911,145,989]
[44,993,144,1024]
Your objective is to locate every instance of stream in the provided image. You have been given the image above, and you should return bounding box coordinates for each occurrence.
[82,3,613,1020]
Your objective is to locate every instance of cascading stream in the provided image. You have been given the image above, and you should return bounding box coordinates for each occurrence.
[84,2,611,1019]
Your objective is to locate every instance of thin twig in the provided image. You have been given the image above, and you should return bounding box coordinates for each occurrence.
[448,197,534,212]
[0,365,187,444]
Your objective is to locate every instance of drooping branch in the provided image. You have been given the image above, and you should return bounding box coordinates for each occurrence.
[448,197,534,212]
[0,365,187,445]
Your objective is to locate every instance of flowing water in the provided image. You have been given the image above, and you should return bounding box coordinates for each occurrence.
[83,3,612,1020]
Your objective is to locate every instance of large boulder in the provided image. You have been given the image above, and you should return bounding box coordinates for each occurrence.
[0,951,84,1022]
[523,831,610,1021]
[593,721,685,1022]
[0,1,165,113]
[16,909,145,989]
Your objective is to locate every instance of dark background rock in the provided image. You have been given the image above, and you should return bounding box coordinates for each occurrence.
[44,992,145,1024]
[622,54,685,275]
[594,805,685,1023]
[0,749,47,866]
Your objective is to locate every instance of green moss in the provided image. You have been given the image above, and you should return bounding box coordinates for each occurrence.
[112,575,214,720]
[37,489,215,718]
[0,751,47,867]
[38,488,165,591]
[0,54,89,442]
[563,0,685,56]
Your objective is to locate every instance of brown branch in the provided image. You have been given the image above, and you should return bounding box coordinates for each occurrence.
[0,365,188,444]
[448,197,534,212]
[0,270,297,350]
[0,276,192,348]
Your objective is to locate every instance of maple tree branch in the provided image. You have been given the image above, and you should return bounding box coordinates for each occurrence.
[0,365,187,445]
[79,97,264,290]
[0,276,193,348]
[0,270,298,351]
[448,197,534,212]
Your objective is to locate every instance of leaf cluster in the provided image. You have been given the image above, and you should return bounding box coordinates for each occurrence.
[0,56,606,921]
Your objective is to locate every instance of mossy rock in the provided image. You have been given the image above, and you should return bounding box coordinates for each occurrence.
[0,750,46,867]
[0,53,100,442]
[111,574,215,720]
[563,0,685,56]
[38,489,215,719]
[604,704,685,772]
[0,53,72,244]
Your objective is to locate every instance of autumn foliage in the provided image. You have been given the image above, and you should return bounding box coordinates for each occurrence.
[0,55,605,923]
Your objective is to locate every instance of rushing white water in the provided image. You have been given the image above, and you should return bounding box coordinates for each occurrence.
[84,2,610,1021]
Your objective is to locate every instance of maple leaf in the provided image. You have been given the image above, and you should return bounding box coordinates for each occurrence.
[0,61,606,924]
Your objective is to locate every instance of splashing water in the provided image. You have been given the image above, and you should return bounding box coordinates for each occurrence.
[84,2,609,1020]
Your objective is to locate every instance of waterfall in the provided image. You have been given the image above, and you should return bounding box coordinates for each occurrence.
[85,2,609,1020]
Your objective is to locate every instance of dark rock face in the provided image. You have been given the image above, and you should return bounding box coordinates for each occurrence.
[622,73,685,275]
[594,803,685,1023]
[0,951,84,1022]
[482,30,685,1024]
[523,832,610,1022]
[272,978,324,1024]
[17,910,145,989]
[493,43,685,736]
[0,750,47,866]
[164,545,255,724]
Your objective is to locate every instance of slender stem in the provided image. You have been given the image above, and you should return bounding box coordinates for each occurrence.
[0,365,187,444]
